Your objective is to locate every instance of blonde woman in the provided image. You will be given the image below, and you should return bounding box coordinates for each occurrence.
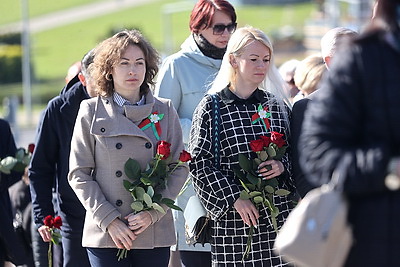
[292,54,326,102]
[189,26,295,266]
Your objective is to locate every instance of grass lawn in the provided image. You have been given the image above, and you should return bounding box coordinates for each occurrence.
[1,0,99,24]
[0,0,316,108]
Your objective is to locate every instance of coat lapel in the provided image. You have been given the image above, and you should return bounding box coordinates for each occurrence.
[90,93,155,139]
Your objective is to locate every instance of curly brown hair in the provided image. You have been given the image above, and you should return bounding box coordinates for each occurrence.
[90,29,160,97]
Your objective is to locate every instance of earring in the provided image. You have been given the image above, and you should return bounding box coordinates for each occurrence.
[106,74,112,80]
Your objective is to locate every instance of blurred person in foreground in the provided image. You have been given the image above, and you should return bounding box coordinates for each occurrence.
[290,27,357,198]
[68,29,188,266]
[189,26,294,266]
[300,0,400,265]
[155,0,237,266]
[29,50,96,267]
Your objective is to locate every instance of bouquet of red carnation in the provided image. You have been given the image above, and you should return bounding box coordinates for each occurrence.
[43,215,62,267]
[117,141,191,260]
[233,131,291,260]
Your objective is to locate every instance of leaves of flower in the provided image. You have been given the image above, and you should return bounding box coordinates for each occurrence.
[240,190,251,200]
[0,156,17,174]
[161,198,182,211]
[131,201,144,212]
[151,202,166,214]
[135,187,146,200]
[143,193,153,207]
[124,158,142,180]
[275,189,291,196]
[238,154,253,172]
[266,146,276,158]
[265,185,275,194]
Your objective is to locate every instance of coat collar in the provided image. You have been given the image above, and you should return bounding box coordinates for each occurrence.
[91,91,155,138]
[59,81,89,125]
[218,87,266,105]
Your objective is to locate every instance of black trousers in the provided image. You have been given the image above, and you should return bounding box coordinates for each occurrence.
[87,247,170,267]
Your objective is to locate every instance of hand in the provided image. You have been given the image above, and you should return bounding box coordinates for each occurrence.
[125,211,152,235]
[234,198,259,227]
[107,218,136,249]
[258,159,284,180]
[38,225,52,242]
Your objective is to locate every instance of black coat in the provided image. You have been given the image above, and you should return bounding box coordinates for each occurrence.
[0,119,28,265]
[189,88,294,265]
[300,30,400,266]
[29,76,89,236]
[290,94,318,198]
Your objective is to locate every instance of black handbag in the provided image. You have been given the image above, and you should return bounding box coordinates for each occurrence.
[184,94,220,246]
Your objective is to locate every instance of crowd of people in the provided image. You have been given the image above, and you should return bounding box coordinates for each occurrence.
[0,0,399,266]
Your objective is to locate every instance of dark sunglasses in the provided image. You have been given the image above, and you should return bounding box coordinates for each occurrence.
[212,23,237,35]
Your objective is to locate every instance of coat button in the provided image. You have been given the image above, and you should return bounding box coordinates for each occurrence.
[100,128,105,133]
[115,200,123,206]
[145,142,152,149]
[116,143,122,149]
[115,170,122,177]
[105,99,110,104]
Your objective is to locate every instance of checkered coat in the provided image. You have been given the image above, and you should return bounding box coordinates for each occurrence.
[189,88,295,266]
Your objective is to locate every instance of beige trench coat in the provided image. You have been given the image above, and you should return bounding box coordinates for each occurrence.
[68,91,188,249]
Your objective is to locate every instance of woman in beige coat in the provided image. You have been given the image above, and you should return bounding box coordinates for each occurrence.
[68,29,188,267]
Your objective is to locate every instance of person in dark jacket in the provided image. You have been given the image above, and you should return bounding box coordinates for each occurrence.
[290,27,357,198]
[29,50,96,267]
[9,166,35,267]
[300,0,400,265]
[0,119,29,266]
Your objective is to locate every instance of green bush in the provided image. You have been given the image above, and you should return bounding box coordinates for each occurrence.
[0,45,22,84]
[0,33,21,45]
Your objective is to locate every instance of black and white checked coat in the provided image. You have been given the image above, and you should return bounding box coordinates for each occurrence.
[189,87,295,266]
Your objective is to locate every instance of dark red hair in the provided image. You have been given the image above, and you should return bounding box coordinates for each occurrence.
[189,0,236,34]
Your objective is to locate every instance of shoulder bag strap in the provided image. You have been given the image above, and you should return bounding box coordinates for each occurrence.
[210,94,221,170]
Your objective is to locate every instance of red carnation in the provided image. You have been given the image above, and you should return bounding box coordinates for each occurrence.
[28,143,35,154]
[43,215,63,266]
[270,131,286,148]
[157,141,171,160]
[43,215,54,227]
[260,136,271,147]
[249,139,264,153]
[53,216,62,229]
[179,150,192,163]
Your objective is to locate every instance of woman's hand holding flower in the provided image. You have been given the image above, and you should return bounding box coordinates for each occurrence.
[108,218,136,250]
[234,198,260,227]
[125,211,152,235]
[257,159,284,180]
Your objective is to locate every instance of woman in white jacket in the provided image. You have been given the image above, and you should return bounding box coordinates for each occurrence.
[154,1,236,266]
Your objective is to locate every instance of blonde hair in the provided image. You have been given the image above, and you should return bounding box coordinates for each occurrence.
[209,25,291,129]
[209,26,289,105]
[90,29,160,97]
[294,54,326,96]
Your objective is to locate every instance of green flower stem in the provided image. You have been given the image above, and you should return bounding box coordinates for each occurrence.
[147,157,161,178]
[117,248,128,261]
[168,161,182,176]
[178,174,191,196]
[242,225,255,261]
[48,243,52,267]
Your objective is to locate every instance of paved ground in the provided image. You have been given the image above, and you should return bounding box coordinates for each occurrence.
[0,0,158,34]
